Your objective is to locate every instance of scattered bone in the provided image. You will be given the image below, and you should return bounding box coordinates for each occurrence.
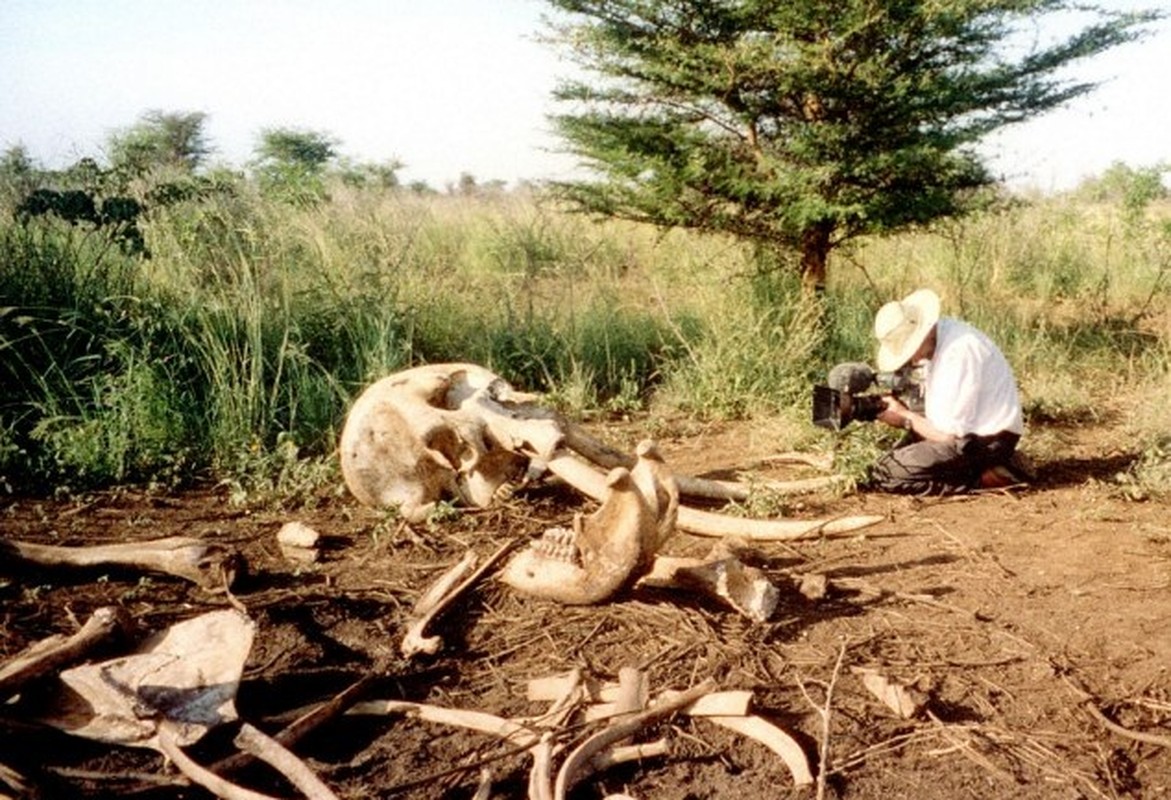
[277,522,320,564]
[233,722,340,800]
[698,715,814,787]
[38,609,255,748]
[0,606,124,701]
[552,679,717,800]
[346,699,541,749]
[30,610,319,800]
[797,572,829,601]
[628,440,680,555]
[402,540,516,658]
[2,535,240,591]
[853,668,926,719]
[638,545,779,622]
[500,468,655,605]
[157,721,284,800]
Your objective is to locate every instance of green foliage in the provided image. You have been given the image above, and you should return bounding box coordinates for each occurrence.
[106,110,212,177]
[542,0,1163,286]
[2,158,1171,501]
[252,127,339,205]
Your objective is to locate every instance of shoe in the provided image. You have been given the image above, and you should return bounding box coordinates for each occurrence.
[1007,451,1037,482]
[979,464,1019,489]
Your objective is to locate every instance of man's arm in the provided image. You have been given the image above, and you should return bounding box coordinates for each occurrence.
[878,397,956,443]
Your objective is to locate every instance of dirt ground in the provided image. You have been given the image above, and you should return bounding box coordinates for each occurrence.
[1,413,1169,800]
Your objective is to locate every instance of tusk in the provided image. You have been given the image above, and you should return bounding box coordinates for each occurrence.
[562,423,842,502]
[545,452,882,541]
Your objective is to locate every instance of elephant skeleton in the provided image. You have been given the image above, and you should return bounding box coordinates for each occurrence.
[340,364,881,606]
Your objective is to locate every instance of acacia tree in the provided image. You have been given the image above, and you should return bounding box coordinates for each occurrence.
[107,110,212,175]
[252,127,338,203]
[542,1,1161,289]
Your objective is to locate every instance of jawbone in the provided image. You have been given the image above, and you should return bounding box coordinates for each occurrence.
[500,467,655,605]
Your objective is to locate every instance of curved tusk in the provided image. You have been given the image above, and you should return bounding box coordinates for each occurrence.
[545,452,883,541]
[562,423,846,503]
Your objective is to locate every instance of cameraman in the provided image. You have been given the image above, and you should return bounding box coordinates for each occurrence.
[868,288,1025,493]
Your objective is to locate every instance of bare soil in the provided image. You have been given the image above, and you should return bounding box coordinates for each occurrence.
[1,413,1169,800]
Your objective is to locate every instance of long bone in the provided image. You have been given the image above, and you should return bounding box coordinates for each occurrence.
[1,535,240,591]
[545,450,882,541]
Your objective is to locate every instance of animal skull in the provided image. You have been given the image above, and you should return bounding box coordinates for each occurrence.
[339,363,564,523]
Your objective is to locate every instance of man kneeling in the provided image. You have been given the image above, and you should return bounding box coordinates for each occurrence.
[867,288,1027,494]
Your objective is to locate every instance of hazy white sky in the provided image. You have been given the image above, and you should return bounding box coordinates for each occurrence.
[1,1,1168,191]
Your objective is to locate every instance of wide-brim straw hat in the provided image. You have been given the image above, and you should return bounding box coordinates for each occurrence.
[874,288,941,372]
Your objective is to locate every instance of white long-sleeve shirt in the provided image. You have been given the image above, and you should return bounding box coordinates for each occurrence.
[922,318,1024,438]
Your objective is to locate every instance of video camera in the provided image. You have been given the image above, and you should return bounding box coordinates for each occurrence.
[812,362,924,430]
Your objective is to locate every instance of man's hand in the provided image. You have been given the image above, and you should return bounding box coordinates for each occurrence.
[877,396,911,429]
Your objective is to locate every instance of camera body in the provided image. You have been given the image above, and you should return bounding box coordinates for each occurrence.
[812,362,924,430]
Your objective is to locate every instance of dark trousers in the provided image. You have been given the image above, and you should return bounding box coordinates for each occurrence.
[868,430,1020,495]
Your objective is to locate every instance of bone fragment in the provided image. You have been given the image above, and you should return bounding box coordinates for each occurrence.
[39,609,254,749]
[401,541,515,658]
[277,522,320,564]
[234,722,340,800]
[157,722,282,800]
[1,536,240,590]
[473,768,494,800]
[0,606,123,700]
[346,700,540,749]
[614,667,649,717]
[852,668,926,719]
[700,715,814,787]
[544,451,883,541]
[638,552,779,623]
[629,440,679,553]
[528,733,555,800]
[527,672,605,704]
[553,679,716,800]
[590,738,671,771]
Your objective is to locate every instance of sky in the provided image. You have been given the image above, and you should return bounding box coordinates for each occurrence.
[1,0,1169,192]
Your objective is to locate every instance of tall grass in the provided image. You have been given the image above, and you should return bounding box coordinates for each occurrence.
[2,180,1168,498]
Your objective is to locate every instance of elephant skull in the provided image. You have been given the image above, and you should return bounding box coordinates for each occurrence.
[339,363,564,523]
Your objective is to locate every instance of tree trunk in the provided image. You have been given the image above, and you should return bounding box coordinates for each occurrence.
[799,222,832,293]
